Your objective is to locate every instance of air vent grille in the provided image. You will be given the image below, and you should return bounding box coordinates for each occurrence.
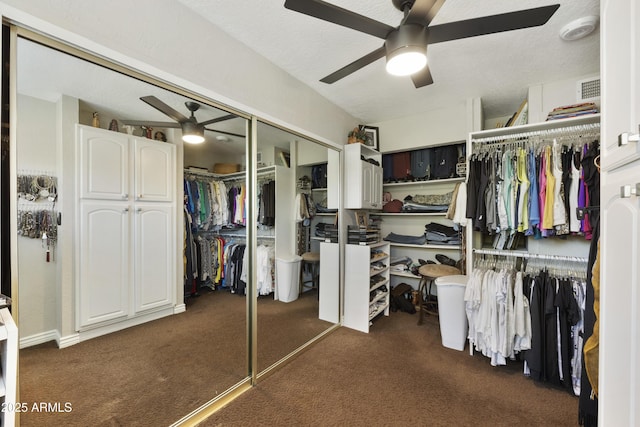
[577,78,600,101]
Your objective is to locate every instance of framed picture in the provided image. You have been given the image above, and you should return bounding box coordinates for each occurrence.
[354,210,368,228]
[362,125,379,150]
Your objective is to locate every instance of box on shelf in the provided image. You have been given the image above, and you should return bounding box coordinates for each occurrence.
[213,163,241,174]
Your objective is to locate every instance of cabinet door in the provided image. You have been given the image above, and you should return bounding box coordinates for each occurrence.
[134,139,175,202]
[78,201,130,328]
[79,126,129,200]
[134,204,175,313]
[600,0,640,423]
[370,165,383,210]
[361,162,374,209]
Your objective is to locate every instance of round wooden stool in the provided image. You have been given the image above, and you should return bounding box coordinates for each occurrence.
[416,264,461,325]
[299,252,320,294]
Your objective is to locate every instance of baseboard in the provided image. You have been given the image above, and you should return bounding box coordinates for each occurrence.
[78,306,175,342]
[19,330,58,349]
[174,303,186,314]
[57,332,80,348]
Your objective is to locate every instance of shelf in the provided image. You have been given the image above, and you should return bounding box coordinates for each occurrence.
[316,212,337,216]
[390,271,421,279]
[311,187,327,191]
[383,177,464,187]
[370,252,389,262]
[469,113,600,141]
[374,212,447,216]
[369,265,389,276]
[369,291,388,305]
[370,278,389,292]
[388,242,461,250]
[369,302,389,321]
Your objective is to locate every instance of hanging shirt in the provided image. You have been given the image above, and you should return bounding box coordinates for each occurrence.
[516,148,530,232]
[543,145,555,230]
[527,149,540,234]
[569,151,582,233]
[552,140,568,231]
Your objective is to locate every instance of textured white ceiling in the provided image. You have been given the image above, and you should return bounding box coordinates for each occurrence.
[177,0,600,123]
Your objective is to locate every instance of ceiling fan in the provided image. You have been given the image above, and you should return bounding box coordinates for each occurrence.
[284,0,560,88]
[121,96,245,144]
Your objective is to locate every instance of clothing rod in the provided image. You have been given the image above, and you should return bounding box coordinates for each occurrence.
[473,248,587,263]
[471,122,600,144]
[183,166,275,180]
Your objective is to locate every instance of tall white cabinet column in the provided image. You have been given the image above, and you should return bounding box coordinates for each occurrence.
[600,0,640,424]
[76,125,177,337]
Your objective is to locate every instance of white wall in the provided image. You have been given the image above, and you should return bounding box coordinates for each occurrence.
[0,0,359,146]
[16,94,58,339]
[372,102,469,152]
[528,73,600,124]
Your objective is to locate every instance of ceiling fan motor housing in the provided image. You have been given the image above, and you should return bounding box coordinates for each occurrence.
[391,0,416,12]
[385,24,429,58]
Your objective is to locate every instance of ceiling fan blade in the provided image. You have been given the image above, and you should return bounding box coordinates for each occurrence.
[284,0,394,39]
[404,0,446,26]
[120,120,181,128]
[428,5,560,44]
[198,114,237,127]
[411,64,434,88]
[204,127,246,139]
[320,46,386,84]
[140,95,189,123]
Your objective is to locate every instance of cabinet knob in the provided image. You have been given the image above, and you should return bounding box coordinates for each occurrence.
[137,194,143,200]
[136,208,142,213]
[122,194,128,200]
[620,183,640,198]
[123,207,129,213]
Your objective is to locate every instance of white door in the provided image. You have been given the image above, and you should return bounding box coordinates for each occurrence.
[133,203,174,313]
[134,138,175,202]
[78,201,130,328]
[361,161,373,209]
[600,0,640,424]
[78,125,129,201]
[370,165,383,210]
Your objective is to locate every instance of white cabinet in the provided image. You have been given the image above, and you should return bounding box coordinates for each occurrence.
[79,126,174,202]
[343,242,390,333]
[599,0,640,424]
[76,125,176,332]
[78,201,130,327]
[319,242,339,323]
[134,204,175,313]
[345,143,383,210]
[0,308,17,427]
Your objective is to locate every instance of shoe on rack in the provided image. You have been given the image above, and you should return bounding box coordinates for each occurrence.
[435,254,456,266]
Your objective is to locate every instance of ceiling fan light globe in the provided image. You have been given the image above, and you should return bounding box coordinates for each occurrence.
[182,134,205,144]
[384,24,429,76]
[386,50,427,76]
[181,120,205,144]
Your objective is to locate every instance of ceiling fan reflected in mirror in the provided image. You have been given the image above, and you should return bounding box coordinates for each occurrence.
[284,0,560,88]
[121,96,245,144]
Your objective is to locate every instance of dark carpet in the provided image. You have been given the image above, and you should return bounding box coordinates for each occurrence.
[199,311,579,427]
[19,289,330,426]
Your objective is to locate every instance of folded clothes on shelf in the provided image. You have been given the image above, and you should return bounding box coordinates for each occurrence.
[383,232,427,245]
[425,222,460,245]
[400,192,454,213]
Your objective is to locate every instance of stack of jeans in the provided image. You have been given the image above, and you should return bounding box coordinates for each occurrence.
[383,232,427,245]
[425,222,460,245]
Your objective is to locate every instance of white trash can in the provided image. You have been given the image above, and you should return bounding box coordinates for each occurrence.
[435,275,469,351]
[276,255,302,303]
